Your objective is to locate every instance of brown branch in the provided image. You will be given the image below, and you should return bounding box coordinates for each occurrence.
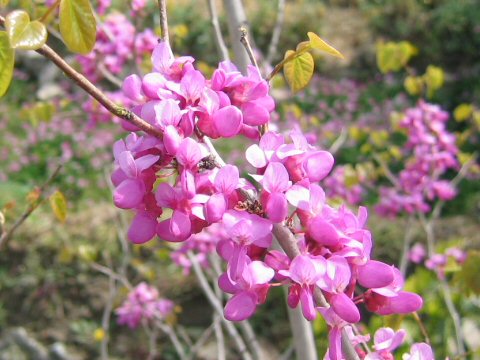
[157,0,170,44]
[0,165,62,250]
[0,15,163,139]
[265,0,286,65]
[239,26,259,70]
[206,0,230,61]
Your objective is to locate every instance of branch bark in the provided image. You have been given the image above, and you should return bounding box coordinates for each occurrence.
[222,0,250,73]
[207,0,230,61]
[265,0,286,65]
[157,0,170,44]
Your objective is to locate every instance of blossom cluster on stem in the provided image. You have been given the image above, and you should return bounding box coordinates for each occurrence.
[376,101,460,217]
[111,41,424,360]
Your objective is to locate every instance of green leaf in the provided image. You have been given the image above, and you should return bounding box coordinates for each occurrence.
[307,32,344,59]
[5,10,47,50]
[49,190,67,223]
[0,32,15,97]
[283,50,314,93]
[59,0,96,54]
[376,41,417,74]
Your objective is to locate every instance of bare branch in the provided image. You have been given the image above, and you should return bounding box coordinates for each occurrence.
[187,252,253,360]
[207,0,230,61]
[239,26,259,70]
[157,0,170,44]
[266,0,286,65]
[222,0,250,73]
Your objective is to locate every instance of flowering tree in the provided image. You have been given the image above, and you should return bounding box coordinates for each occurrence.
[3,1,474,359]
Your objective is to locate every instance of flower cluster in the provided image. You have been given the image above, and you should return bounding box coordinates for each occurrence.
[410,243,467,280]
[112,41,423,360]
[323,165,366,205]
[116,282,174,329]
[376,101,459,217]
[351,327,434,360]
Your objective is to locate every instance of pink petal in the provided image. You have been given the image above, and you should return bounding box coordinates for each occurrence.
[377,291,423,315]
[163,125,183,155]
[213,106,243,138]
[181,69,205,101]
[135,154,159,172]
[122,74,144,102]
[214,165,239,194]
[286,185,310,211]
[300,287,317,321]
[113,179,145,209]
[118,151,137,178]
[242,102,270,126]
[128,212,157,244]
[263,162,290,193]
[308,217,339,246]
[155,99,182,128]
[328,327,343,360]
[177,138,204,169]
[157,212,191,242]
[152,41,173,73]
[358,261,395,289]
[224,292,257,321]
[142,72,166,99]
[205,193,227,223]
[248,261,274,285]
[246,144,267,168]
[302,151,334,182]
[265,192,288,223]
[155,183,178,208]
[218,272,238,293]
[331,293,360,323]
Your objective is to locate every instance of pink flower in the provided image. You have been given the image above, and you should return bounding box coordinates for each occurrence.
[219,260,274,321]
[279,255,326,320]
[409,243,427,264]
[364,267,423,315]
[116,283,174,329]
[403,343,434,360]
[364,327,406,360]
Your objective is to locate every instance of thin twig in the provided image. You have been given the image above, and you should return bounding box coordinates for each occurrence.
[329,127,348,155]
[157,0,170,44]
[155,321,187,360]
[186,321,217,360]
[412,312,431,344]
[187,252,253,360]
[239,26,259,70]
[399,215,415,277]
[100,256,116,360]
[266,0,286,65]
[207,0,230,61]
[209,254,262,359]
[0,164,62,250]
[373,154,400,189]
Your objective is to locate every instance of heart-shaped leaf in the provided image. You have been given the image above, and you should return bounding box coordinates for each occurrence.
[5,10,48,50]
[0,31,15,97]
[283,50,314,93]
[59,0,96,54]
[307,32,344,59]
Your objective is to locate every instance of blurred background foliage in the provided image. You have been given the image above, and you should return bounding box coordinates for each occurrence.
[0,0,479,359]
